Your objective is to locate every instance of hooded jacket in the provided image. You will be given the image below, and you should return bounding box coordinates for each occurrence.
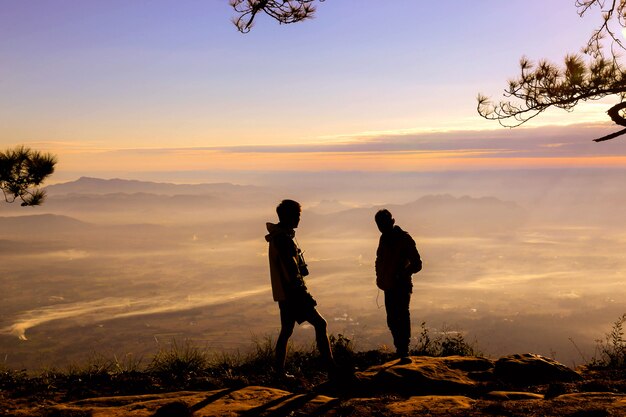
[265,222,307,302]
[376,225,422,291]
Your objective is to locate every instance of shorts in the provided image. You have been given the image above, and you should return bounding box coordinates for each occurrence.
[278,290,318,324]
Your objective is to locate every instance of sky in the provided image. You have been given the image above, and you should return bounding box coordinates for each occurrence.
[1,0,625,180]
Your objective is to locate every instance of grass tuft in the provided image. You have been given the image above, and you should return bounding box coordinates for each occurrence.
[591,314,626,369]
[411,322,480,357]
[148,340,210,387]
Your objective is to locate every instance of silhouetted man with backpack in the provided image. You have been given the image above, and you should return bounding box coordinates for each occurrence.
[265,199,335,379]
[375,209,422,360]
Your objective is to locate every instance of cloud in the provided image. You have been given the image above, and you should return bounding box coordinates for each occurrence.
[43,122,626,173]
[103,122,624,158]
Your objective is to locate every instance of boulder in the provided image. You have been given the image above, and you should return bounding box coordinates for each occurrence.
[355,354,582,396]
[355,356,495,395]
[486,391,544,400]
[44,387,338,417]
[387,395,475,415]
[495,353,582,386]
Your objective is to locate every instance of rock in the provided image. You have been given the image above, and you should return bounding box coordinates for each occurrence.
[553,392,626,401]
[550,392,626,416]
[153,401,192,417]
[387,395,475,415]
[355,354,582,396]
[355,355,494,395]
[495,353,582,386]
[41,387,338,417]
[486,391,544,400]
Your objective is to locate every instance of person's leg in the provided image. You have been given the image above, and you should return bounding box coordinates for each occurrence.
[384,290,400,351]
[305,308,335,370]
[276,303,296,373]
[396,291,411,357]
[385,289,411,357]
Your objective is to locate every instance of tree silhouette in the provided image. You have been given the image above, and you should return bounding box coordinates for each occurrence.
[478,0,626,142]
[0,146,57,206]
[231,0,323,33]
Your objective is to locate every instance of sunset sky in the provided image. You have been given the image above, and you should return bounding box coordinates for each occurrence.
[2,0,625,180]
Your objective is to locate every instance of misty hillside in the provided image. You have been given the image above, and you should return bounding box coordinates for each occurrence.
[45,176,263,196]
[306,194,527,237]
[46,192,221,213]
[308,199,356,215]
[3,178,528,236]
[0,214,89,234]
[0,177,279,223]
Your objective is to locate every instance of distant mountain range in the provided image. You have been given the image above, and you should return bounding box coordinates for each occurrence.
[0,177,528,236]
[304,194,527,237]
[1,177,281,222]
[45,177,262,196]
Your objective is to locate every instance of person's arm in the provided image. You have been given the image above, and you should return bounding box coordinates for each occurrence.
[406,236,422,274]
[375,236,383,280]
[275,235,306,291]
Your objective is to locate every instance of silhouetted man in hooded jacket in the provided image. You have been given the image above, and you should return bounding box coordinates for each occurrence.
[375,209,422,359]
[265,199,335,378]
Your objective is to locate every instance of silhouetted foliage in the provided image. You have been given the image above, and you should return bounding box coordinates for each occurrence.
[478,1,626,142]
[411,322,480,357]
[591,313,626,369]
[0,146,57,206]
[0,334,384,400]
[231,0,324,33]
[147,340,209,386]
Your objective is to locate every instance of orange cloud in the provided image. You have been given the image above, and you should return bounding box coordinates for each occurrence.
[28,122,626,175]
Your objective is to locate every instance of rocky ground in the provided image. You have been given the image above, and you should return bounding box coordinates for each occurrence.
[1,354,625,416]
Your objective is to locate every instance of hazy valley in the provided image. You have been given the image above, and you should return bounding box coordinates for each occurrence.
[1,170,625,370]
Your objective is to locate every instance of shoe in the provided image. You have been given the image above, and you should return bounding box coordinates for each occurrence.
[328,364,355,383]
[275,371,296,380]
[398,356,412,365]
[396,349,409,358]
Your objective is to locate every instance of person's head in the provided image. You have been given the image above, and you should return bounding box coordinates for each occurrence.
[276,199,301,229]
[375,209,395,233]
